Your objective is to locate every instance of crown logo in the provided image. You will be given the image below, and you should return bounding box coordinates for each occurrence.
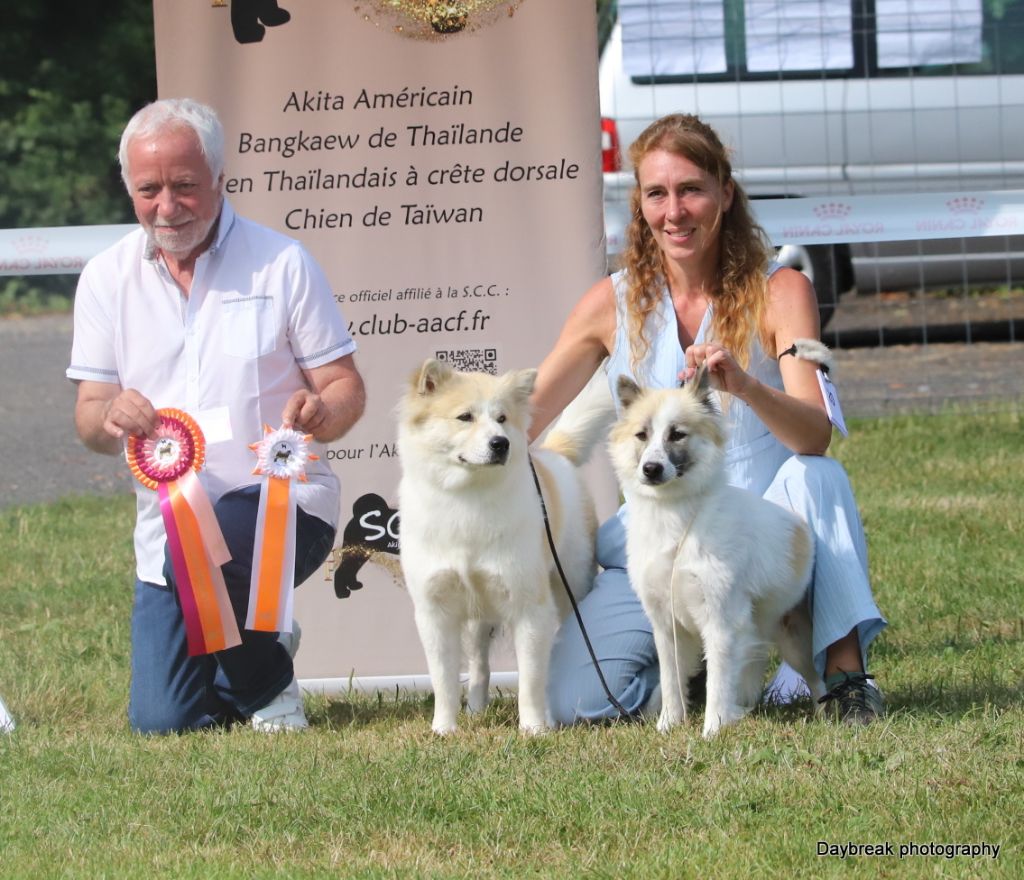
[946,196,984,214]
[12,235,48,255]
[812,202,852,220]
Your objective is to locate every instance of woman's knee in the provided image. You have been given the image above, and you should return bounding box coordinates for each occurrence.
[781,453,848,485]
[769,455,856,514]
[546,565,657,723]
[548,655,656,725]
[794,454,856,495]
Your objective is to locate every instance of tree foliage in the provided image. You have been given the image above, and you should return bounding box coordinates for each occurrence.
[597,0,617,50]
[0,2,156,307]
[0,2,157,231]
[1,2,610,310]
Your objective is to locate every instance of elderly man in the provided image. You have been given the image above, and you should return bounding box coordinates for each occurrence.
[67,98,365,733]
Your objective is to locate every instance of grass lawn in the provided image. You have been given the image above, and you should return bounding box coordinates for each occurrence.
[1,410,1021,878]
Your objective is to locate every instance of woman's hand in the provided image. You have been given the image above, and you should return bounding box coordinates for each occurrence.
[682,342,754,399]
[680,269,832,455]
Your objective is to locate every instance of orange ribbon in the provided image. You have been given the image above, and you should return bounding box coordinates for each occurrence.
[129,409,240,656]
[247,426,317,634]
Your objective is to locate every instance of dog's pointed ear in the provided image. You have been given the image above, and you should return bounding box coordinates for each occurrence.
[688,364,717,412]
[501,368,537,403]
[691,363,711,396]
[416,358,453,395]
[616,375,642,409]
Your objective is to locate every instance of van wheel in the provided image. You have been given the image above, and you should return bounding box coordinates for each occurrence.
[775,244,853,329]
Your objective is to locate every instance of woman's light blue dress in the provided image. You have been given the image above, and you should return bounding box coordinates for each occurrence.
[547,270,887,723]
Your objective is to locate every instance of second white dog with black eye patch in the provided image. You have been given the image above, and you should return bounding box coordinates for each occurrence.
[610,367,826,738]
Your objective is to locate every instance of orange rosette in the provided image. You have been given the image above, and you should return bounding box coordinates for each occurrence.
[127,408,239,656]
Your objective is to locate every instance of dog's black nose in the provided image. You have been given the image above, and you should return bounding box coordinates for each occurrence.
[642,461,663,481]
[489,436,509,454]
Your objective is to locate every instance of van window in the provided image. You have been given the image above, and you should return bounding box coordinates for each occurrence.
[620,0,1024,82]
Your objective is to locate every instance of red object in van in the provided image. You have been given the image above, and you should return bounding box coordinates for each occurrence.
[601,117,622,172]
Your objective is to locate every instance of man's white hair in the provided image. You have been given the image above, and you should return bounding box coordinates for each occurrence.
[118,98,225,191]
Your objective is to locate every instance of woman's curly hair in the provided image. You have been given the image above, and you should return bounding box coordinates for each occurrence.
[621,114,774,375]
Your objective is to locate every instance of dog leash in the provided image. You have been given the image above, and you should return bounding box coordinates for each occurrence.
[527,455,632,721]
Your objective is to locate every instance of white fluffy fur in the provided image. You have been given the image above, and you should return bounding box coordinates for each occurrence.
[789,338,835,375]
[397,359,612,734]
[610,370,826,737]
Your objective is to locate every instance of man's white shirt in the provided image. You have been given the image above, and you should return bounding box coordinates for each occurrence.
[68,200,356,584]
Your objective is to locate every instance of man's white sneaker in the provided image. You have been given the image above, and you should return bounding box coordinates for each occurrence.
[251,677,309,732]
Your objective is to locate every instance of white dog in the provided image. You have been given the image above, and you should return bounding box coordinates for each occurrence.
[610,368,826,737]
[397,359,611,734]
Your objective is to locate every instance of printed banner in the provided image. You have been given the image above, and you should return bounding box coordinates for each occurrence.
[599,187,1024,255]
[754,190,1024,247]
[152,0,608,685]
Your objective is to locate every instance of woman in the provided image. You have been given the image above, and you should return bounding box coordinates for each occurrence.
[531,114,886,725]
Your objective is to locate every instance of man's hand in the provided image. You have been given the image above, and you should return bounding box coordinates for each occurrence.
[102,389,160,440]
[285,354,366,443]
[75,382,158,455]
[282,388,329,436]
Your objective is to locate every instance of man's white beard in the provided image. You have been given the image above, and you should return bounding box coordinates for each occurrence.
[150,212,217,258]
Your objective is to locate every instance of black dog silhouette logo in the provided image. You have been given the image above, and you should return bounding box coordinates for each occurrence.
[212,0,293,45]
[332,493,402,598]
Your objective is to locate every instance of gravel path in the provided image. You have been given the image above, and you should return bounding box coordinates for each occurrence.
[1,311,1021,510]
[831,342,1024,417]
[1,314,133,509]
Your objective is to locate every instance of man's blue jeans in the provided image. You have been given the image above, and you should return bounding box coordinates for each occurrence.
[128,485,335,734]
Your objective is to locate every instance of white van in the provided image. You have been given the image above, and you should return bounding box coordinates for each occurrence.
[599,0,1024,320]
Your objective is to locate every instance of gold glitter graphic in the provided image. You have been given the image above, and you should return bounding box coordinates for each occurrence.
[354,0,527,40]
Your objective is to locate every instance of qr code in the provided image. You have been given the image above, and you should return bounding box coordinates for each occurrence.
[436,348,498,375]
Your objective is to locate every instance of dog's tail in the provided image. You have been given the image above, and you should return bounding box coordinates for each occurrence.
[539,363,616,466]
